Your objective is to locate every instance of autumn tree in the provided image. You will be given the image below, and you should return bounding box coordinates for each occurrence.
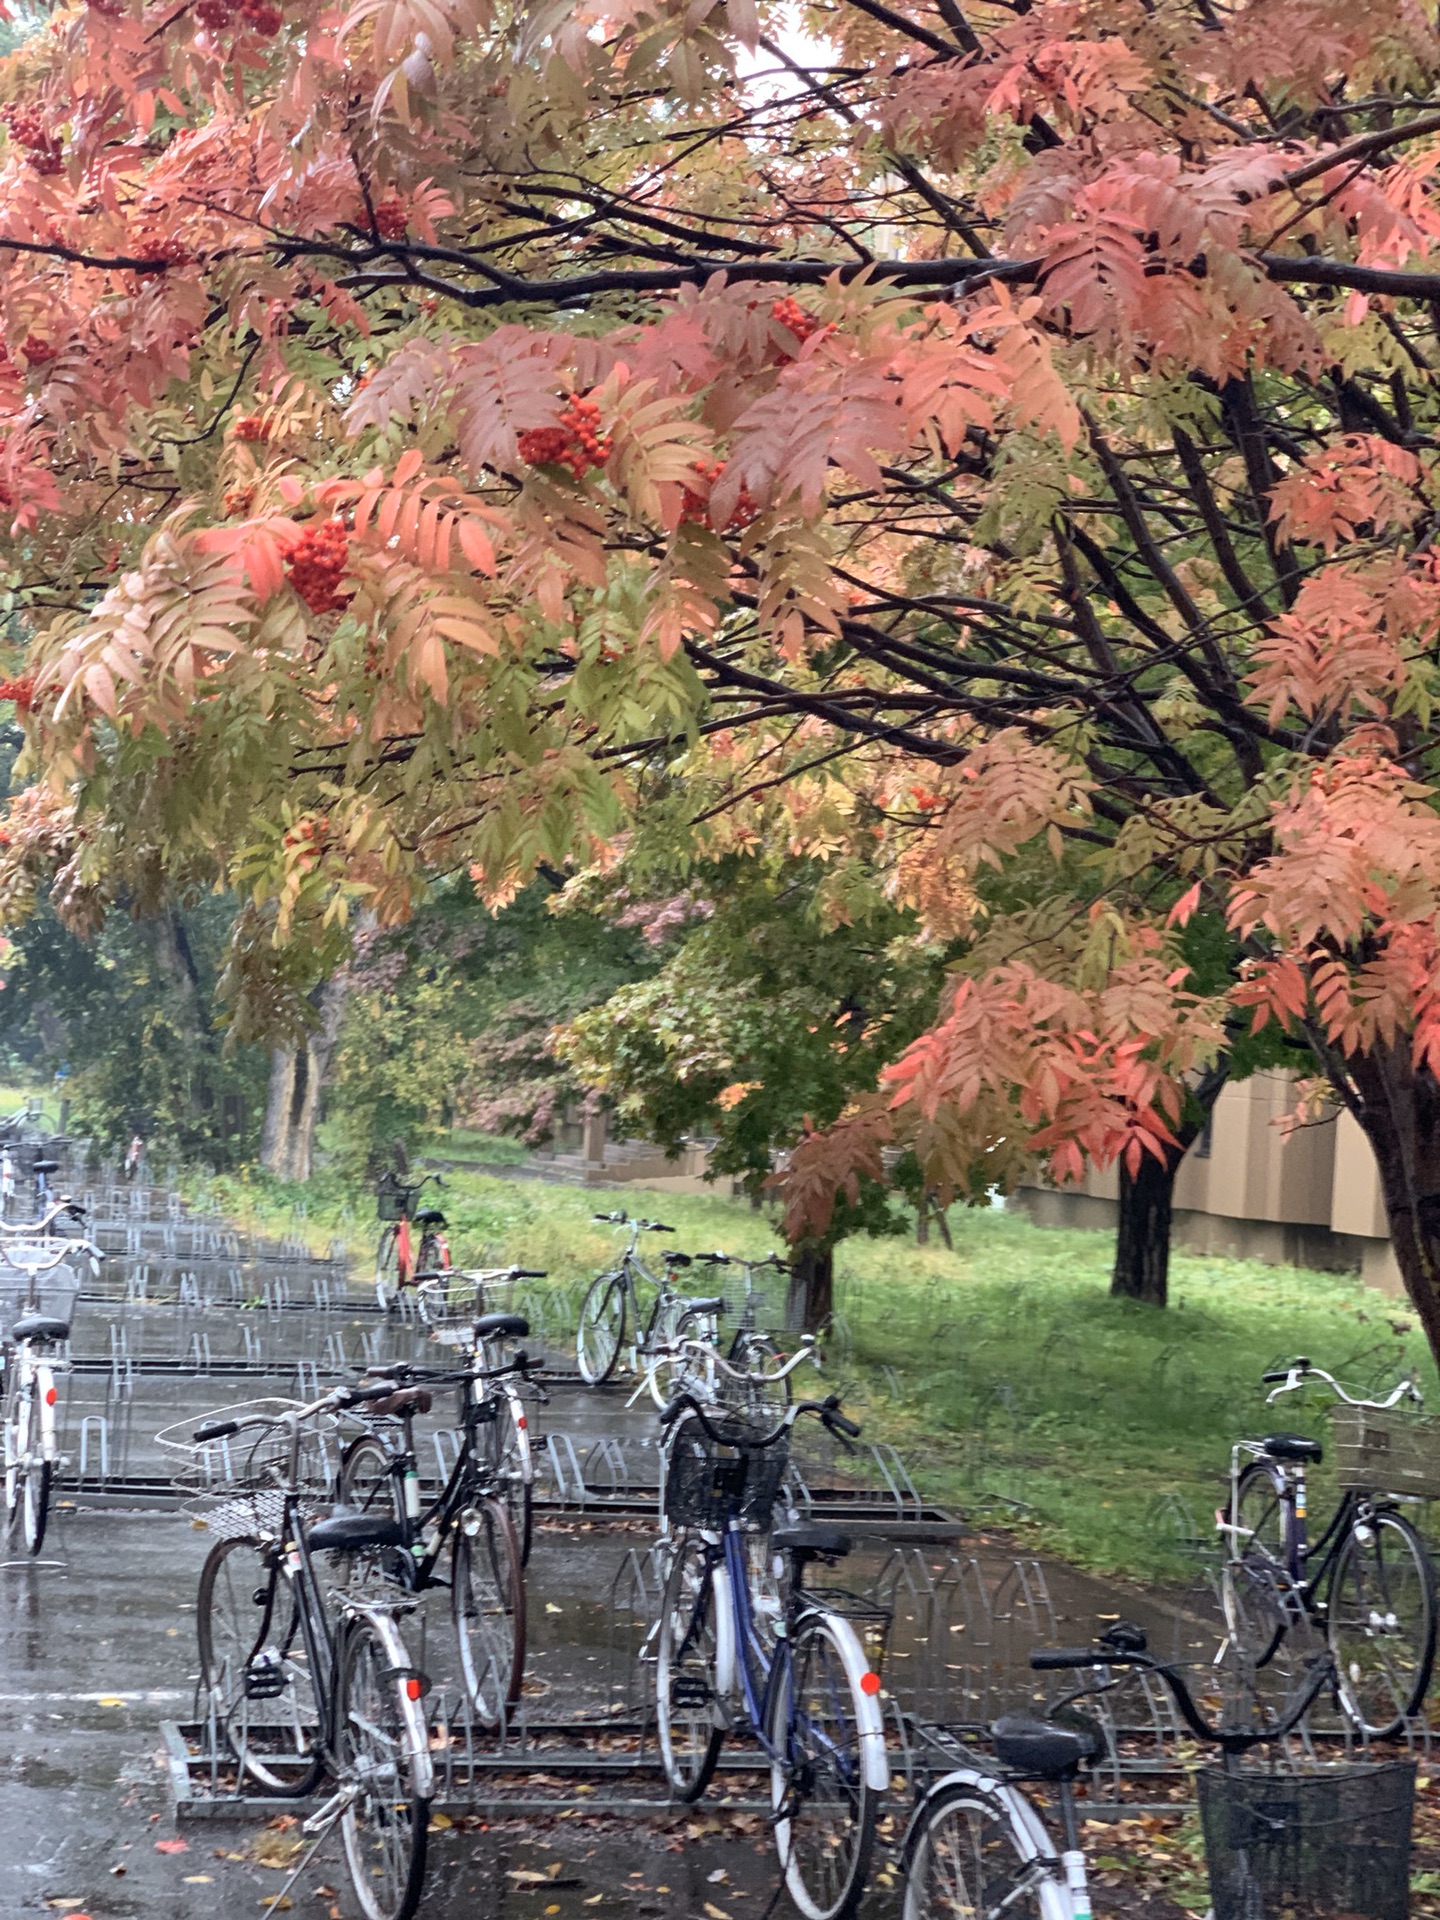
[8,2,1440,1348]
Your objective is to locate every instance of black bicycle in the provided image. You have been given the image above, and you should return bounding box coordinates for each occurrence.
[337,1329,535,1727]
[167,1385,435,1920]
[1221,1357,1437,1737]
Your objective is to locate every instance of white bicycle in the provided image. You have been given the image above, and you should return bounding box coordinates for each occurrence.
[2,1237,99,1553]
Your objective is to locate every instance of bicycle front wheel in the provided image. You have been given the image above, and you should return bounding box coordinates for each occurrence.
[337,1617,429,1920]
[1329,1509,1437,1737]
[487,1388,534,1566]
[197,1535,323,1795]
[656,1534,724,1801]
[577,1274,626,1384]
[22,1454,50,1555]
[451,1499,526,1729]
[768,1613,879,1920]
[901,1778,1047,1920]
[375,1228,400,1312]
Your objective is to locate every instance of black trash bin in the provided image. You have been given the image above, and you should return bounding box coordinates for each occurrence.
[1197,1761,1415,1920]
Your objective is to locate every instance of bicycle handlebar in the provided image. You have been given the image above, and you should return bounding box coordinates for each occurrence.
[0,1198,86,1236]
[192,1379,398,1444]
[1262,1357,1422,1410]
[667,1335,820,1386]
[660,1388,860,1448]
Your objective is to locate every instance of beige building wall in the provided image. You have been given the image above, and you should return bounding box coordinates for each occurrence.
[1015,1068,1404,1294]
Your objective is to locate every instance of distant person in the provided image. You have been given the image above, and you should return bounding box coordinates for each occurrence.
[125,1133,144,1182]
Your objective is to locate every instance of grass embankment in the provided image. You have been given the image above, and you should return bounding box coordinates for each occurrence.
[188,1160,1436,1584]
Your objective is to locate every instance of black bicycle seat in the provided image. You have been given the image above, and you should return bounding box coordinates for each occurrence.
[664,1250,693,1267]
[1262,1432,1323,1464]
[31,1160,59,1175]
[773,1525,851,1561]
[11,1314,68,1344]
[991,1714,1098,1778]
[413,1207,446,1227]
[475,1311,529,1339]
[307,1511,408,1552]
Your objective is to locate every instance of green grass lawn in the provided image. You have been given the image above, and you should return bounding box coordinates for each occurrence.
[190,1161,1435,1584]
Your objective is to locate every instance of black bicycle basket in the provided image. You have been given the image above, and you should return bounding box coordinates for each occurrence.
[375,1174,422,1223]
[663,1417,790,1530]
[1197,1761,1415,1920]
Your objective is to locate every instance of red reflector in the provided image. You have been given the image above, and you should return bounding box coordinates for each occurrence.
[45,1386,57,1406]
[516,1416,527,1430]
[860,1671,882,1696]
[405,1678,423,1701]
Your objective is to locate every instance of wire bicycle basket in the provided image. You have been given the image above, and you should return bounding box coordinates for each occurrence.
[662,1415,792,1531]
[375,1173,423,1223]
[1331,1404,1440,1500]
[157,1398,343,1540]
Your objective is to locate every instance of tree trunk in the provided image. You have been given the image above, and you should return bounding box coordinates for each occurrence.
[785,1240,834,1335]
[1345,1041,1440,1365]
[260,968,351,1183]
[1110,1061,1230,1307]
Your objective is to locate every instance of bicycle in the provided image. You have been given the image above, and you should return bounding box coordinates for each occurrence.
[654,1388,890,1920]
[1219,1355,1437,1737]
[414,1267,548,1563]
[900,1621,1336,1920]
[335,1336,535,1727]
[575,1212,725,1406]
[374,1170,449,1311]
[663,1328,820,1425]
[1,1237,97,1553]
[167,1385,435,1920]
[0,1194,90,1239]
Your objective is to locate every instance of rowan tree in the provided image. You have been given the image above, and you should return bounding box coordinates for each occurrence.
[5,2,1440,1344]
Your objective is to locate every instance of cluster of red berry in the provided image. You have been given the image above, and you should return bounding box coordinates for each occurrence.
[372,195,409,241]
[136,235,192,271]
[0,676,36,713]
[771,295,820,345]
[287,520,352,615]
[21,336,57,366]
[231,414,269,441]
[516,394,612,479]
[679,459,758,532]
[283,814,329,870]
[195,0,282,33]
[3,107,62,176]
[222,485,255,517]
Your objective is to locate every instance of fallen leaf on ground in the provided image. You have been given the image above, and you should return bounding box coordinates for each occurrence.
[704,1905,730,1919]
[428,1812,453,1831]
[155,1839,189,1855]
[506,1870,551,1884]
[183,1876,214,1885]
[96,1697,126,1707]
[545,1603,563,1614]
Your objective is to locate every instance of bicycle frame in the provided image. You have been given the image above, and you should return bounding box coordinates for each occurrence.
[1225,1442,1401,1615]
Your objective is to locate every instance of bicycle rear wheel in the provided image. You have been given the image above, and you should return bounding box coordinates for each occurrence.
[901,1778,1046,1920]
[336,1616,429,1920]
[451,1499,526,1729]
[577,1274,626,1384]
[338,1434,399,1518]
[1221,1460,1294,1670]
[197,1536,323,1795]
[1328,1508,1437,1737]
[656,1534,724,1800]
[768,1612,879,1920]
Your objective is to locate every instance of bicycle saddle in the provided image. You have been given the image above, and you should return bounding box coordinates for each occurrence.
[307,1510,409,1552]
[773,1525,851,1562]
[991,1714,1098,1779]
[11,1314,68,1344]
[413,1207,446,1227]
[475,1312,529,1339]
[1262,1432,1323,1464]
[682,1296,725,1317]
[31,1159,59,1175]
[363,1386,433,1418]
[664,1250,693,1267]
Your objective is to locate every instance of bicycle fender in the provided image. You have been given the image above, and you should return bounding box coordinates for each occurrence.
[902,1765,1057,1875]
[37,1367,55,1456]
[713,1564,737,1698]
[812,1610,890,1793]
[353,1606,436,1801]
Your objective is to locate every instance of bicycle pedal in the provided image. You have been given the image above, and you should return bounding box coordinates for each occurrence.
[670,1677,713,1710]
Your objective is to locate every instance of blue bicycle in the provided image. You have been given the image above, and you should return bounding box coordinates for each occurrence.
[654,1391,890,1920]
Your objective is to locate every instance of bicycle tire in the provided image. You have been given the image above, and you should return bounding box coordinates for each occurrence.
[656,1534,725,1800]
[1328,1508,1438,1737]
[577,1274,626,1384]
[768,1611,879,1920]
[901,1775,1047,1920]
[1221,1459,1293,1671]
[375,1227,400,1312]
[336,1615,429,1920]
[22,1455,49,1555]
[451,1498,526,1729]
[2,1390,21,1536]
[196,1535,323,1796]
